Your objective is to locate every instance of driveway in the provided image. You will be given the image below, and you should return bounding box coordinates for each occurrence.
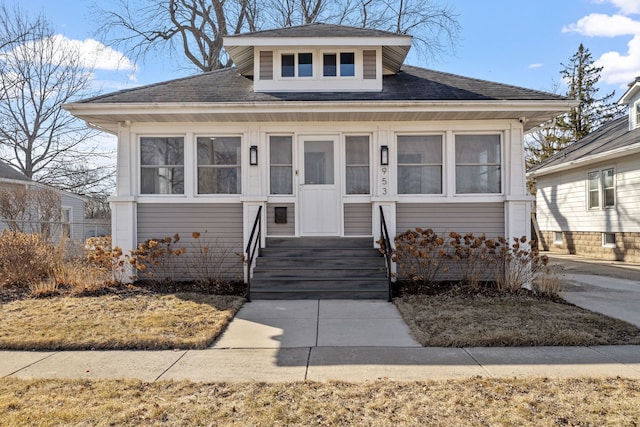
[546,253,640,327]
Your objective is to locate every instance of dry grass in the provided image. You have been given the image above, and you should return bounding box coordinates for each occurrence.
[0,377,639,426]
[395,293,640,347]
[0,294,244,350]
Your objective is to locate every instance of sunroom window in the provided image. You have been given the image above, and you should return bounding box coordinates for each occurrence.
[345,136,370,194]
[140,137,184,194]
[197,137,241,194]
[397,135,442,194]
[455,134,501,194]
[270,135,293,195]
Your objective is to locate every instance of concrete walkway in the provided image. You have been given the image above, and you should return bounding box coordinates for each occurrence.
[2,300,640,382]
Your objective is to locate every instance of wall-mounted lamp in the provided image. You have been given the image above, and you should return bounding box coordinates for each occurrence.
[380,145,389,166]
[249,145,258,166]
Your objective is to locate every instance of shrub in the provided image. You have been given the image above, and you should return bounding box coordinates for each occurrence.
[393,228,449,284]
[0,230,59,286]
[448,232,501,287]
[187,231,238,284]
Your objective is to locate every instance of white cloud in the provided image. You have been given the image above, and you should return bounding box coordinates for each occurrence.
[563,7,640,87]
[528,63,544,69]
[51,35,137,72]
[594,35,640,85]
[561,13,640,37]
[593,0,640,15]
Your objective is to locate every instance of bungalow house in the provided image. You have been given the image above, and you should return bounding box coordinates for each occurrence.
[0,160,87,242]
[64,23,574,297]
[527,78,640,263]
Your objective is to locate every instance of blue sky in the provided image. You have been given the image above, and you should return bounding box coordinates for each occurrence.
[21,0,640,101]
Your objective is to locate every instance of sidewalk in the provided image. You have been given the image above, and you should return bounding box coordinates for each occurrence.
[2,300,640,382]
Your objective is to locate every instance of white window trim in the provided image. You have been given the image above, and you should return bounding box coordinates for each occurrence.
[635,100,640,129]
[194,134,243,196]
[278,51,314,79]
[344,133,372,196]
[268,134,295,196]
[138,135,186,196]
[453,132,503,196]
[602,232,616,248]
[553,231,563,245]
[395,133,445,196]
[61,206,72,238]
[320,50,357,79]
[586,166,615,211]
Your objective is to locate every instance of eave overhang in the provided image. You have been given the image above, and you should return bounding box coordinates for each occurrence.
[64,99,575,134]
[618,80,640,105]
[527,141,640,178]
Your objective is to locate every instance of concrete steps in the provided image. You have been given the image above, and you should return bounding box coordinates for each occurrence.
[250,237,389,300]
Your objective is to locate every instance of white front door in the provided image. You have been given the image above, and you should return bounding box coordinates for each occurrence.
[299,136,340,236]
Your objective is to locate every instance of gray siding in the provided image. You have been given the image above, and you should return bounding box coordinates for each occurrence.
[61,193,85,241]
[266,203,295,236]
[137,203,244,280]
[260,51,273,80]
[344,203,372,236]
[396,203,505,238]
[363,50,376,80]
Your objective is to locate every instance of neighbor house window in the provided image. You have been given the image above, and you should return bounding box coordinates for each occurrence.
[140,137,184,194]
[397,135,442,194]
[323,52,355,77]
[455,134,501,194]
[345,135,370,194]
[282,53,313,78]
[61,207,71,238]
[270,135,293,195]
[553,231,563,245]
[588,167,615,209]
[636,102,640,128]
[197,136,241,194]
[603,232,616,248]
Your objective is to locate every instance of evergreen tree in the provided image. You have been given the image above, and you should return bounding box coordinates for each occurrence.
[526,44,624,168]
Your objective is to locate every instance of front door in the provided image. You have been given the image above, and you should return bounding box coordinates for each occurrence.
[299,136,340,236]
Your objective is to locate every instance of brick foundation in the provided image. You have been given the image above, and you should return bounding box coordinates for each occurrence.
[538,231,640,263]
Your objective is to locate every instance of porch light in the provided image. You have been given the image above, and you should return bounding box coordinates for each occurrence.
[380,145,389,166]
[249,145,258,165]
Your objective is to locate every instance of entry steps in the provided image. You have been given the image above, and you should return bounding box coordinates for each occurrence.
[250,237,388,300]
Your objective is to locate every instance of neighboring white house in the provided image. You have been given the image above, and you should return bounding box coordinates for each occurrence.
[0,160,87,242]
[527,77,640,263]
[64,23,574,282]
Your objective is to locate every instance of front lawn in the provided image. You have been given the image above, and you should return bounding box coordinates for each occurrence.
[1,377,639,426]
[395,291,640,347]
[0,293,243,350]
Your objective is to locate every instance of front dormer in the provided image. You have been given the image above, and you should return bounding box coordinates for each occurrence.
[618,76,640,130]
[224,23,412,93]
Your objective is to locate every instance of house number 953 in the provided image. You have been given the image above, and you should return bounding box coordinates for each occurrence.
[381,167,388,195]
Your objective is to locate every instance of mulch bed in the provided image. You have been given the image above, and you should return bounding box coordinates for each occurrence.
[0,280,247,304]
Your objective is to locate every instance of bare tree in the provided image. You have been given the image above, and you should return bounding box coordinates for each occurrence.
[95,0,460,73]
[0,6,113,196]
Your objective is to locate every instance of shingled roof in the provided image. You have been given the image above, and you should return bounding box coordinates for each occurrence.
[0,161,30,182]
[528,116,639,174]
[78,65,566,104]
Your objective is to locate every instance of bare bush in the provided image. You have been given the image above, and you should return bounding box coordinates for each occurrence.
[393,228,449,284]
[188,231,238,284]
[0,230,59,286]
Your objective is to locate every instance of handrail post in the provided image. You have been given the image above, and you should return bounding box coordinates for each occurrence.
[379,206,393,302]
[245,205,263,302]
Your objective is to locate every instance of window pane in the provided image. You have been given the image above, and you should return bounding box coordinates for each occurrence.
[304,141,334,185]
[323,54,336,76]
[141,167,184,194]
[455,135,500,163]
[456,166,501,194]
[397,135,442,194]
[588,171,599,209]
[346,136,369,194]
[298,53,313,77]
[340,52,355,76]
[141,137,183,166]
[603,169,614,188]
[588,171,599,191]
[270,136,293,195]
[198,168,240,194]
[604,188,615,207]
[281,54,294,77]
[197,137,241,194]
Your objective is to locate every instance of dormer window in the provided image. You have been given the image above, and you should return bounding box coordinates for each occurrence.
[323,52,355,77]
[281,53,313,78]
[636,101,640,128]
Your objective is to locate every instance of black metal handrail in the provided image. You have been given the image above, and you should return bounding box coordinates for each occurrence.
[379,206,393,302]
[245,205,262,302]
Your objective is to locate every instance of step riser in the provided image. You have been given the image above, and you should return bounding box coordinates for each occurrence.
[251,291,389,300]
[266,237,373,248]
[256,259,383,268]
[253,270,385,278]
[251,280,388,291]
[259,248,382,258]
